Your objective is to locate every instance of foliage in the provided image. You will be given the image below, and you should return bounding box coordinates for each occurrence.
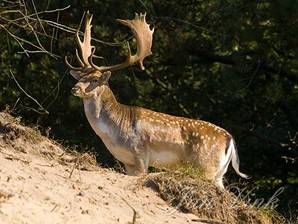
[0,0,297,219]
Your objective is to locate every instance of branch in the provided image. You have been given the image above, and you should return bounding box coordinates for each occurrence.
[188,51,298,83]
[10,70,49,115]
[0,0,70,58]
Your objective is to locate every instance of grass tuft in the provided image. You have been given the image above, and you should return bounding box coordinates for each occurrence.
[145,168,286,224]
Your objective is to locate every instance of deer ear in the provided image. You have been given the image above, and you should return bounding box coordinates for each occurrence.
[101,71,111,84]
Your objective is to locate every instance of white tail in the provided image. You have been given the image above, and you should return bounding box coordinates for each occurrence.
[230,139,250,179]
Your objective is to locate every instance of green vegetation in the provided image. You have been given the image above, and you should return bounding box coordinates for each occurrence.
[0,0,297,220]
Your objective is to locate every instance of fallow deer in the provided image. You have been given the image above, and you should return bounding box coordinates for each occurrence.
[65,12,248,189]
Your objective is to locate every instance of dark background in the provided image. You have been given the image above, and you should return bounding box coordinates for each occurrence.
[0,0,297,218]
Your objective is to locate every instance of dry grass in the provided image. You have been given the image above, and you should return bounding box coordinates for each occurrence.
[0,112,44,143]
[145,169,286,224]
[0,112,98,172]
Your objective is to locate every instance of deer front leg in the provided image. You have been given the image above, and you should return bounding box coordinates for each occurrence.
[124,160,147,175]
[124,164,138,175]
[124,148,149,176]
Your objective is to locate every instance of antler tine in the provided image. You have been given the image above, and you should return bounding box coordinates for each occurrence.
[64,49,84,71]
[77,11,93,67]
[75,49,85,67]
[93,12,154,72]
[65,11,94,75]
[88,47,100,69]
[66,12,154,77]
[65,56,82,70]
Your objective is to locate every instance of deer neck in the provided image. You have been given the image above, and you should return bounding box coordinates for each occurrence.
[83,85,133,139]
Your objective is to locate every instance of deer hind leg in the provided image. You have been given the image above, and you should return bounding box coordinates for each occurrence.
[214,143,234,189]
[214,176,225,189]
[204,167,225,189]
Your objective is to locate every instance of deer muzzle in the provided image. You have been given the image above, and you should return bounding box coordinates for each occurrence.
[71,86,81,96]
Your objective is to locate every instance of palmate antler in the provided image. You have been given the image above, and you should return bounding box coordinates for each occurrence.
[65,11,154,79]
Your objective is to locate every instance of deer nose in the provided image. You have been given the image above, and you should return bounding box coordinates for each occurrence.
[71,86,80,95]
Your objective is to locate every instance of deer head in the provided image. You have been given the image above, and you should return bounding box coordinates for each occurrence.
[65,11,154,99]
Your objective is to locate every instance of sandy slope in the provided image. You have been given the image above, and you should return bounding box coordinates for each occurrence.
[0,113,200,224]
